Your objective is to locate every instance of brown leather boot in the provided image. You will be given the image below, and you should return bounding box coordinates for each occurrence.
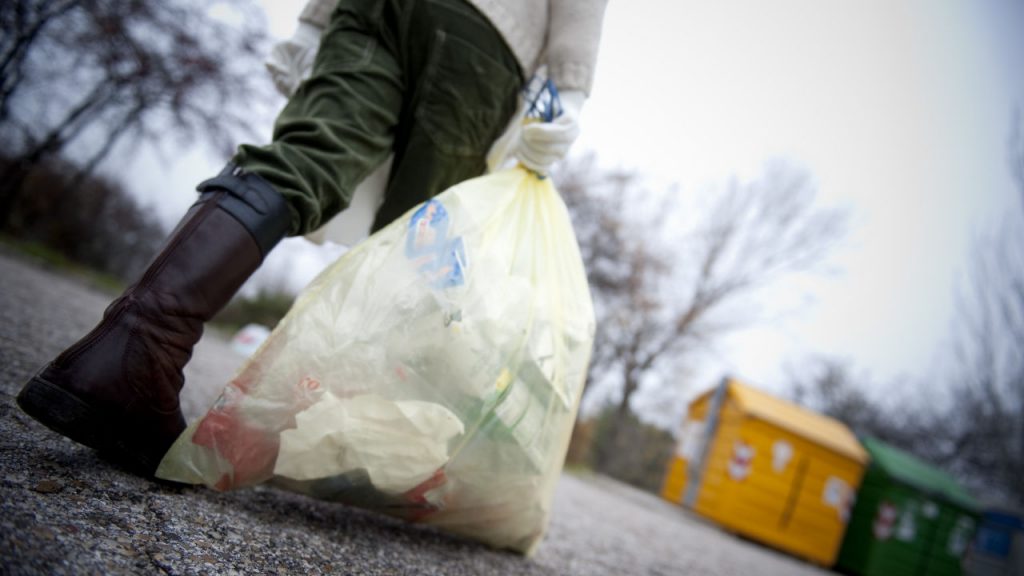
[17,164,292,476]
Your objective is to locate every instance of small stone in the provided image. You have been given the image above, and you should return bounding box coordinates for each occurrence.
[115,544,137,557]
[32,479,62,494]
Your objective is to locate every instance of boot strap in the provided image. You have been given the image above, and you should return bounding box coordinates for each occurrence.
[196,164,292,257]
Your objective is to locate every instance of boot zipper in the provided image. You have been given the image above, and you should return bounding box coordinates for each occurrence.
[56,193,223,367]
[136,192,222,291]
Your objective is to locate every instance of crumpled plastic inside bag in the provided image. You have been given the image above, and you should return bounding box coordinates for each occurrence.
[156,167,595,555]
[275,392,464,493]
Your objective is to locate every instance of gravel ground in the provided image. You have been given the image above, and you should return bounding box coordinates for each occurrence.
[0,248,834,575]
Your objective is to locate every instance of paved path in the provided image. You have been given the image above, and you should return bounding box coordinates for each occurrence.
[0,249,833,575]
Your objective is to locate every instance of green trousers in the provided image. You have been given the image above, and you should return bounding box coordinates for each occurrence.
[235,0,522,236]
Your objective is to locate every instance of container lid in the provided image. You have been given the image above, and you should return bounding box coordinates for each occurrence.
[981,510,1024,530]
[860,436,980,512]
[713,378,870,464]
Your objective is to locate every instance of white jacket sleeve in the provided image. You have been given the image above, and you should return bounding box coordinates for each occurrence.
[298,0,339,28]
[544,0,609,95]
[266,20,325,97]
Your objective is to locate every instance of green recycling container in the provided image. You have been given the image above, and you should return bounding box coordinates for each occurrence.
[835,437,980,576]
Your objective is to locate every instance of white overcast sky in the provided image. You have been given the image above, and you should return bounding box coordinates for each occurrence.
[127,0,1024,416]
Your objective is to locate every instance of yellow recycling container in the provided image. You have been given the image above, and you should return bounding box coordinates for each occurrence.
[661,377,869,566]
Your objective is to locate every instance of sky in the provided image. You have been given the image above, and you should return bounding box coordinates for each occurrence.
[125,0,1024,425]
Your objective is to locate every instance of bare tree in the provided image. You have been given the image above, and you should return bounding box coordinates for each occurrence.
[0,0,272,230]
[0,0,84,121]
[790,273,1024,507]
[555,157,847,472]
[948,245,1024,504]
[940,114,1024,505]
[788,357,950,458]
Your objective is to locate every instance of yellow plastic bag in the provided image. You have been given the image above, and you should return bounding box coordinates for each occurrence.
[157,166,595,554]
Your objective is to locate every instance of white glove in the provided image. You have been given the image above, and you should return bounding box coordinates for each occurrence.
[265,21,324,97]
[516,89,586,176]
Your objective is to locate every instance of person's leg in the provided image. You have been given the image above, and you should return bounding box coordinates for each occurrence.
[237,0,522,236]
[371,0,522,231]
[235,0,404,235]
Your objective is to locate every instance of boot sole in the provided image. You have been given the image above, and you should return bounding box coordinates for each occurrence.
[17,373,162,475]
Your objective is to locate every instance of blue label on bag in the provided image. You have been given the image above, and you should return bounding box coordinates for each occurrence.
[407,199,466,289]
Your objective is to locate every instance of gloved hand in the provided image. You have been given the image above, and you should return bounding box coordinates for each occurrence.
[265,21,324,97]
[516,90,586,176]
